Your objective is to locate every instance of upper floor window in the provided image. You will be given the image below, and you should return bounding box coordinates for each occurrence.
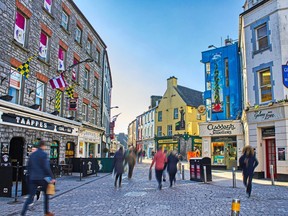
[206,62,210,78]
[58,46,66,71]
[14,11,27,47]
[8,68,22,104]
[44,0,52,13]
[174,108,178,119]
[83,69,89,90]
[224,58,229,87]
[157,126,162,137]
[86,39,92,55]
[35,80,45,111]
[75,26,82,44]
[158,111,162,122]
[39,32,49,62]
[167,125,172,136]
[206,99,211,121]
[92,109,97,125]
[259,69,272,103]
[96,49,101,64]
[206,81,211,90]
[82,103,88,121]
[93,77,99,97]
[61,10,69,31]
[256,23,268,51]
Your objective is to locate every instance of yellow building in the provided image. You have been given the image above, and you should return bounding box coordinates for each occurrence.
[155,76,206,157]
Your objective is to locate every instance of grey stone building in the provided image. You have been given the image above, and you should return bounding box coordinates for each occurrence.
[0,0,112,181]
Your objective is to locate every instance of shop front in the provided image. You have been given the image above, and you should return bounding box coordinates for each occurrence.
[78,128,102,158]
[155,136,178,153]
[199,120,244,170]
[142,139,155,158]
[246,106,288,181]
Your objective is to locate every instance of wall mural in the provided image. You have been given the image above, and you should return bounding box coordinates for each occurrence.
[211,53,223,113]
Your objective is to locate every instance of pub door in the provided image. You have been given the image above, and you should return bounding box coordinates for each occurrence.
[265,139,277,179]
[9,137,24,181]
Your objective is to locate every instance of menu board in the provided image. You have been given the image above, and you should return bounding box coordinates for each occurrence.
[1,143,10,166]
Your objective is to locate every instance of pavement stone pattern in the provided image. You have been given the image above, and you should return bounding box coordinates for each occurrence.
[1,161,288,216]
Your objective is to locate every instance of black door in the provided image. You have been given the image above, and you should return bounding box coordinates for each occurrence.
[9,137,24,181]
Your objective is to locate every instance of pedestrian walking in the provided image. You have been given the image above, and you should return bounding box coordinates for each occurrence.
[126,147,136,179]
[21,140,55,216]
[150,147,167,190]
[113,147,125,188]
[239,146,259,198]
[167,151,179,187]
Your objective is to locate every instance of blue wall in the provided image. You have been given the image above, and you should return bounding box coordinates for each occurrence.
[201,42,242,121]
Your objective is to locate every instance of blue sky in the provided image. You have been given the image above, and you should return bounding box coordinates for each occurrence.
[74,0,244,133]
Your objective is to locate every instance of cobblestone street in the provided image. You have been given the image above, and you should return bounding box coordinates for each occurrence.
[2,161,288,216]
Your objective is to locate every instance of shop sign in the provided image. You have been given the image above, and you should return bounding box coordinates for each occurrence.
[207,123,236,135]
[200,122,243,136]
[247,108,284,123]
[262,128,275,137]
[56,125,73,133]
[79,130,100,143]
[2,113,54,130]
[158,139,177,144]
[282,65,288,88]
[278,148,286,161]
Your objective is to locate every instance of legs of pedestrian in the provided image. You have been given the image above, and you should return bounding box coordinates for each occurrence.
[246,175,253,197]
[243,173,248,188]
[119,174,122,187]
[128,164,134,179]
[21,181,38,215]
[169,172,173,187]
[155,169,163,190]
[115,174,119,187]
[163,169,166,182]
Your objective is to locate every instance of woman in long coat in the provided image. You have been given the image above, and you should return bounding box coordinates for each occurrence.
[113,147,125,188]
[239,146,259,197]
[167,151,179,187]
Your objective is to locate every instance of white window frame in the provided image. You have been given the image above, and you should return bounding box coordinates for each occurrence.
[39,32,49,62]
[14,11,27,47]
[61,10,69,30]
[84,69,89,90]
[75,26,82,44]
[8,68,22,104]
[36,80,45,111]
[93,77,98,97]
[86,39,92,55]
[96,49,100,64]
[157,126,162,137]
[167,125,172,136]
[82,103,88,121]
[43,0,52,13]
[256,23,268,51]
[259,69,272,103]
[92,109,97,125]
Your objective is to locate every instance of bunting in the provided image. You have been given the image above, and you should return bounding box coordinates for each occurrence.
[16,55,35,79]
[55,90,62,112]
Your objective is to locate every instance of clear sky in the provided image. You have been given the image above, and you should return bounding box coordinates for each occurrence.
[74,0,244,134]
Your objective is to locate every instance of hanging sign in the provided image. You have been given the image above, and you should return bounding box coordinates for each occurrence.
[282,65,288,88]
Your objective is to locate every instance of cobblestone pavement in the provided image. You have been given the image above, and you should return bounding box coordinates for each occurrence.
[1,162,288,216]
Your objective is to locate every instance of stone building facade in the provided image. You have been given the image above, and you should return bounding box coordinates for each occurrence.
[0,0,111,181]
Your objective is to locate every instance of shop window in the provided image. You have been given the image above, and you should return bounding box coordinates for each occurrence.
[58,46,66,71]
[158,111,162,122]
[14,11,27,47]
[61,10,69,31]
[35,80,45,111]
[75,26,82,44]
[50,141,59,164]
[39,31,49,62]
[211,138,237,167]
[259,69,272,103]
[43,0,52,13]
[65,142,75,158]
[8,68,22,104]
[212,142,225,165]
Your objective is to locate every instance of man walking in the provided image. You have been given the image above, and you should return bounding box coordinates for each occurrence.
[150,147,167,190]
[21,140,55,216]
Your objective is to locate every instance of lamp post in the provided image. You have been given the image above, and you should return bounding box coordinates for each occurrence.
[64,58,94,72]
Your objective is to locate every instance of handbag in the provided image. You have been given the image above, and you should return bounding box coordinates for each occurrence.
[149,169,152,180]
[46,183,55,195]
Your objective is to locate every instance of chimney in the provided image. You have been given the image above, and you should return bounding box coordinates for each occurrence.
[167,76,177,88]
[225,36,232,46]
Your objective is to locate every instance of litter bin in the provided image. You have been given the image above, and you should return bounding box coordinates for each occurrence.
[0,166,13,197]
[22,166,29,196]
[190,157,212,182]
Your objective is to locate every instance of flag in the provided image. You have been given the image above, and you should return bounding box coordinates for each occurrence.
[14,11,26,45]
[49,74,68,89]
[17,55,35,79]
[72,68,76,81]
[55,90,61,112]
[58,47,65,71]
[44,0,52,13]
[65,85,74,99]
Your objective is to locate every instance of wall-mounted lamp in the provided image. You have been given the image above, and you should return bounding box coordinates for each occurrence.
[66,116,74,120]
[29,104,40,109]
[51,110,59,115]
[0,95,13,101]
[0,76,7,85]
[110,106,119,110]
[28,89,35,97]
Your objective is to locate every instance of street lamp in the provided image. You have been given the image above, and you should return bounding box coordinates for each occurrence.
[208,45,217,49]
[110,106,119,110]
[65,58,94,72]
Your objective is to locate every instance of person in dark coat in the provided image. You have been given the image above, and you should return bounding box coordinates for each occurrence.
[239,146,259,198]
[126,147,136,179]
[21,140,55,216]
[167,151,179,187]
[113,147,125,188]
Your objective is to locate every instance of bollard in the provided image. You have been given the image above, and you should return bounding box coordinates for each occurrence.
[178,162,182,173]
[14,162,19,202]
[232,167,236,188]
[182,165,185,180]
[231,198,240,216]
[270,164,275,185]
[203,166,207,183]
[79,158,82,181]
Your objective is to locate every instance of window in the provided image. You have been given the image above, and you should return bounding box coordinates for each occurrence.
[167,125,172,136]
[61,10,69,31]
[225,58,229,87]
[174,108,178,119]
[158,111,162,122]
[39,32,49,62]
[35,81,45,111]
[58,46,65,71]
[256,23,268,51]
[75,26,82,44]
[14,11,27,46]
[206,63,210,77]
[84,69,89,90]
[86,39,92,55]
[82,103,88,121]
[259,69,272,103]
[226,96,230,119]
[8,68,22,104]
[206,99,211,121]
[96,49,100,64]
[43,0,52,13]
[93,77,99,97]
[72,58,79,82]
[206,81,211,90]
[157,126,162,137]
[92,109,97,125]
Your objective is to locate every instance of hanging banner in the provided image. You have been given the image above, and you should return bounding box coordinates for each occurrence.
[282,65,288,88]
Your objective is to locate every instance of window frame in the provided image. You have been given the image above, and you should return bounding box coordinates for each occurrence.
[206,62,211,78]
[158,111,162,122]
[93,77,99,97]
[86,39,92,55]
[61,10,69,31]
[38,31,50,62]
[256,23,268,51]
[224,58,229,87]
[8,67,23,104]
[92,109,97,125]
[75,26,82,44]
[35,80,45,111]
[173,108,178,119]
[157,126,162,137]
[58,46,66,71]
[83,69,89,90]
[259,69,272,103]
[96,49,101,64]
[167,125,172,136]
[43,0,53,14]
[14,11,27,47]
[82,103,88,122]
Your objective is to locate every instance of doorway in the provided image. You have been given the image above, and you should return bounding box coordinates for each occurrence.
[265,139,277,179]
[9,137,25,181]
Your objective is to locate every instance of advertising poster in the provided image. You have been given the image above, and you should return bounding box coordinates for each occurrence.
[211,53,223,113]
[278,148,286,161]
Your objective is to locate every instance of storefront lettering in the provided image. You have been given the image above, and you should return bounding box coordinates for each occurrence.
[207,124,236,135]
[56,126,73,133]
[16,116,48,128]
[254,111,275,120]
